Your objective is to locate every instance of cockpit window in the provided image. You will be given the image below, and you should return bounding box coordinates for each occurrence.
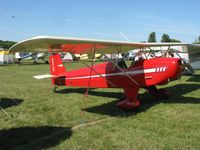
[114,59,128,69]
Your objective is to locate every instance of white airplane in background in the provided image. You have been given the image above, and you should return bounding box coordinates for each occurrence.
[15,52,49,64]
[187,44,200,70]
[126,45,197,74]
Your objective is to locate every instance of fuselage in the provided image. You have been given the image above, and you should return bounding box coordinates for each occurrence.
[52,57,184,89]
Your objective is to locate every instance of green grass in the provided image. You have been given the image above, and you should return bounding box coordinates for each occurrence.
[0,62,200,150]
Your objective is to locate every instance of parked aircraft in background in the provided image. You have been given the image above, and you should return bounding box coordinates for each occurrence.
[126,46,195,74]
[15,52,49,64]
[187,44,200,70]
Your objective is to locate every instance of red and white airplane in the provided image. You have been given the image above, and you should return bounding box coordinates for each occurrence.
[9,36,188,110]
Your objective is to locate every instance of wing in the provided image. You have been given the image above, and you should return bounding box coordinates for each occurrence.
[9,35,189,54]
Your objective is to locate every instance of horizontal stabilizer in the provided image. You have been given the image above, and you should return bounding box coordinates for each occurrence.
[33,74,55,79]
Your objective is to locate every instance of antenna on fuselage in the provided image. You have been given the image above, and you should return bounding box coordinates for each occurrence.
[120,32,130,42]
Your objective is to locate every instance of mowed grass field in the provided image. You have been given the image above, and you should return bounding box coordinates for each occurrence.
[0,61,200,150]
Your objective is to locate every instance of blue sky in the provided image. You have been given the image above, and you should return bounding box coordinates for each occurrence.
[0,0,200,42]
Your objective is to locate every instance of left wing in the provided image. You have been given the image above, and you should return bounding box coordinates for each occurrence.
[9,35,189,54]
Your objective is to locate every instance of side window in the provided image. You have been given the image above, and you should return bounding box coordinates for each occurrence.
[113,59,127,70]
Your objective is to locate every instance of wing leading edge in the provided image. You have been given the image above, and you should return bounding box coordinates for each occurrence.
[9,35,188,54]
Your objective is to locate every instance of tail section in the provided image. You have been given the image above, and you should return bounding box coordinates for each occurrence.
[50,54,66,86]
[50,54,66,76]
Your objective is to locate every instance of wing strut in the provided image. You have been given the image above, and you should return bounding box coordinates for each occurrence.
[0,99,12,119]
[79,60,117,87]
[80,47,96,119]
[97,49,139,86]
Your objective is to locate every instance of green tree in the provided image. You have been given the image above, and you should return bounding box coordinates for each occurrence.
[161,34,171,42]
[0,40,16,49]
[148,32,156,42]
[192,36,200,44]
[161,33,181,43]
[170,38,181,43]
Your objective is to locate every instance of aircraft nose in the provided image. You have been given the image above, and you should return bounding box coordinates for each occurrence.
[169,59,185,81]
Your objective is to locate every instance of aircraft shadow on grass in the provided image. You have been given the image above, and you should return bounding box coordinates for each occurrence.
[55,88,124,99]
[56,82,200,117]
[186,74,200,82]
[0,126,72,150]
[0,98,23,109]
[85,83,200,117]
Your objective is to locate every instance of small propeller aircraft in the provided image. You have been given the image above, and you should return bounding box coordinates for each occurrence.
[15,52,49,64]
[9,36,188,110]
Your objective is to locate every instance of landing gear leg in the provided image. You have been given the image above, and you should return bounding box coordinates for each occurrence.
[53,85,59,93]
[33,60,38,64]
[116,87,140,110]
[42,58,49,64]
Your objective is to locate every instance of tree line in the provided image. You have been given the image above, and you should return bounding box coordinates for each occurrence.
[0,40,16,49]
[148,32,200,44]
[193,36,200,44]
[148,32,181,43]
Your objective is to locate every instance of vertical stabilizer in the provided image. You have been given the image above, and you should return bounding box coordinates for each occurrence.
[49,54,66,86]
[50,54,66,76]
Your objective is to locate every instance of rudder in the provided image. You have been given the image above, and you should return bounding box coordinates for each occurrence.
[49,54,66,86]
[50,54,66,76]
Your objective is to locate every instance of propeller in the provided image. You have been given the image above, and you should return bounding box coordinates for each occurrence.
[171,50,194,75]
